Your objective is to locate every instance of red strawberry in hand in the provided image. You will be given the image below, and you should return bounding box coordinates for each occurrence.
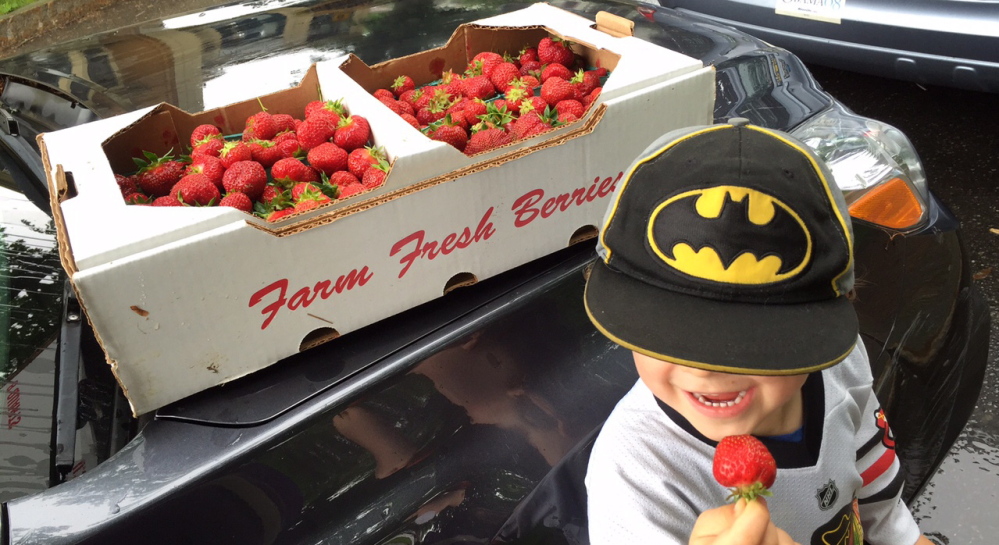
[712,435,776,502]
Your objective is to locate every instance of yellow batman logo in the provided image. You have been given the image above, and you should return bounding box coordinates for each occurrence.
[647,186,811,284]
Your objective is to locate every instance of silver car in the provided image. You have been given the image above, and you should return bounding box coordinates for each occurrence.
[655,0,999,92]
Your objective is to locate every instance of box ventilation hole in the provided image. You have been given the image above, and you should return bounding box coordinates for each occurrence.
[444,272,478,295]
[569,225,598,245]
[300,327,340,352]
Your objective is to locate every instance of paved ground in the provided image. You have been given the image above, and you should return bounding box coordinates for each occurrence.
[0,0,231,59]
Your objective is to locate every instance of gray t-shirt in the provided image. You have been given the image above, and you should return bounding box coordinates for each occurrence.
[585,339,920,545]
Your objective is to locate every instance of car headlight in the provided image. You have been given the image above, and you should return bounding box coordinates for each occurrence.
[790,102,928,231]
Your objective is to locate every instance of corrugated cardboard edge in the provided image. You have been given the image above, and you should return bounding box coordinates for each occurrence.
[594,11,635,38]
[38,133,132,409]
[259,103,608,237]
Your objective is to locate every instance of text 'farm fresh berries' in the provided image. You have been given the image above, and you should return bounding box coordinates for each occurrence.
[712,435,776,502]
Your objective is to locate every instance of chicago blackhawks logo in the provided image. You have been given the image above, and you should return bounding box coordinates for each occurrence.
[811,498,863,545]
[875,408,895,449]
[647,186,812,285]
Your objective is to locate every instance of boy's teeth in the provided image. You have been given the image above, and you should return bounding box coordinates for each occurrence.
[693,390,746,408]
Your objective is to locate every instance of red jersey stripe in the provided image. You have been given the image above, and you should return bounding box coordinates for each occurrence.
[861,448,897,486]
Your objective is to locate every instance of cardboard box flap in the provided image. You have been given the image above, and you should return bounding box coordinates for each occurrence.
[103,66,323,170]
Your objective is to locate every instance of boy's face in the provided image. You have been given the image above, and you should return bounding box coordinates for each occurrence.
[633,351,808,442]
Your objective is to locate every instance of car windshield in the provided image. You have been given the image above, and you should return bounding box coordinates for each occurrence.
[0,168,63,501]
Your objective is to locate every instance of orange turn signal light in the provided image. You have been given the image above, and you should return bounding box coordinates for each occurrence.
[848,177,924,229]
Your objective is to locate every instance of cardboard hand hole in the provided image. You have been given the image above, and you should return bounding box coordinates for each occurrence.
[444,272,478,295]
[569,225,598,245]
[299,327,340,352]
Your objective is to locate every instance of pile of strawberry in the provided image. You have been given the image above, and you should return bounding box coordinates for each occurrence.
[115,99,390,222]
[369,35,608,155]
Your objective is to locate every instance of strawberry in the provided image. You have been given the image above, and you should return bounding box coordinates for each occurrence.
[520,60,543,78]
[468,51,504,77]
[328,170,360,190]
[521,96,550,115]
[391,75,416,97]
[276,137,304,159]
[219,141,253,168]
[291,182,321,201]
[477,102,515,131]
[187,155,226,190]
[151,195,183,207]
[461,99,488,124]
[439,70,465,97]
[115,173,139,197]
[540,77,575,107]
[395,100,415,117]
[555,99,585,123]
[192,137,225,160]
[222,160,268,201]
[337,183,367,200]
[489,62,521,94]
[307,142,349,175]
[521,74,540,90]
[247,139,284,168]
[510,109,556,140]
[572,69,602,98]
[537,36,576,67]
[305,99,345,123]
[541,63,573,83]
[219,192,254,212]
[260,184,291,208]
[401,88,431,110]
[271,157,319,185]
[583,86,603,108]
[461,75,497,102]
[123,192,151,205]
[503,80,534,112]
[361,161,389,189]
[416,90,453,126]
[293,197,329,214]
[712,435,777,503]
[518,46,539,67]
[428,116,469,152]
[296,118,336,151]
[400,113,421,129]
[379,97,407,116]
[190,124,223,147]
[133,150,186,197]
[347,146,384,179]
[271,114,297,134]
[334,115,371,152]
[464,127,512,156]
[170,173,220,206]
[244,111,278,140]
[373,88,395,101]
[263,208,296,223]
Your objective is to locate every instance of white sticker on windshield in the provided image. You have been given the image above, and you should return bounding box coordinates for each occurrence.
[775,0,844,24]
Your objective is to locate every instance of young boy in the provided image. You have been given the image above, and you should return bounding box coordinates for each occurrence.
[583,118,932,545]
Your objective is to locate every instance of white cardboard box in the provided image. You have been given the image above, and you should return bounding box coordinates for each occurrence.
[40,3,716,415]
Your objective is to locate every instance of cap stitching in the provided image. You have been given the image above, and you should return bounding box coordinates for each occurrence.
[599,124,730,263]
[745,125,855,296]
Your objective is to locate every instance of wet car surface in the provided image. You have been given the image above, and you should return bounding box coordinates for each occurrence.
[0,0,991,543]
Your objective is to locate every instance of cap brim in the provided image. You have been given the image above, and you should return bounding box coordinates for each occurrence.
[584,260,858,375]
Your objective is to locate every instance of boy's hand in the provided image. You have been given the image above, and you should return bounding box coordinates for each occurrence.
[690,498,800,545]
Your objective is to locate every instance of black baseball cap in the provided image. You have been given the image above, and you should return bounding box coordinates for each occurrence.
[584,118,857,375]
